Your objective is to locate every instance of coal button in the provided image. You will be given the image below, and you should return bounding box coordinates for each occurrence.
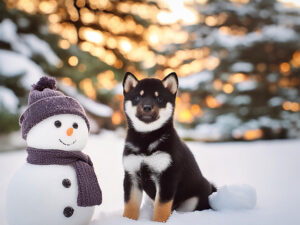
[63,206,74,217]
[62,179,71,188]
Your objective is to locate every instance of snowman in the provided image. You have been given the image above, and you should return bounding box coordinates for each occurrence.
[6,76,102,225]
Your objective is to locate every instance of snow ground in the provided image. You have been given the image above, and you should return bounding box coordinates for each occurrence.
[1,131,300,225]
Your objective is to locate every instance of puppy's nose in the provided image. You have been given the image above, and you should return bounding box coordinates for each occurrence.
[66,127,73,136]
[143,105,152,112]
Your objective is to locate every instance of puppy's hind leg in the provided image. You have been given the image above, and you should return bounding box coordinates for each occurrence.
[196,183,217,210]
[176,197,199,212]
[123,172,143,220]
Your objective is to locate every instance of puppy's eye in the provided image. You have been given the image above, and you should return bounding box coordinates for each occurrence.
[73,123,78,129]
[157,96,163,103]
[54,120,61,128]
[134,96,141,102]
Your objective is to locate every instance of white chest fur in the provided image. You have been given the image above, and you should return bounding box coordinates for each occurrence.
[123,151,172,175]
[6,163,94,225]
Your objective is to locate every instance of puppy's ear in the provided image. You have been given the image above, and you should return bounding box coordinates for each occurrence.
[162,72,178,94]
[123,72,138,93]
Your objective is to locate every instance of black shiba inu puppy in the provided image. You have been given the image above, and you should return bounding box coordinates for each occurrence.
[122,72,216,222]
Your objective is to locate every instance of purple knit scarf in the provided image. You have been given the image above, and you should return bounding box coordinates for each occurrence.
[27,147,102,207]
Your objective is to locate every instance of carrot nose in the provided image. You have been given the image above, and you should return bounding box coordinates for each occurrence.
[66,127,73,136]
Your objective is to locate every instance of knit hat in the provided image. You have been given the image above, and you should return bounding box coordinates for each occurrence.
[20,76,90,140]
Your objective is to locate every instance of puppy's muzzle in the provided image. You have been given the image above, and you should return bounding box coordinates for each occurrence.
[143,104,153,112]
[137,104,159,123]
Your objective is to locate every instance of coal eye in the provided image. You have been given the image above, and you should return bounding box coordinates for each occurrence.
[54,120,61,128]
[73,123,78,129]
[157,96,163,103]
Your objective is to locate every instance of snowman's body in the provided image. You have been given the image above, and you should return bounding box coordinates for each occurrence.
[7,114,95,225]
[7,163,94,225]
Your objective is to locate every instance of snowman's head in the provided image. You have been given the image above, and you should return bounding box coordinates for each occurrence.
[26,114,89,151]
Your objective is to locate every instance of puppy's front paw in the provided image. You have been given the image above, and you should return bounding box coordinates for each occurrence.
[123,202,140,220]
[153,200,173,222]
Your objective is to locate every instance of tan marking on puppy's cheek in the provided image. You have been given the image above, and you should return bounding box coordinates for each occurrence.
[155,91,159,97]
[140,90,144,96]
[153,199,173,222]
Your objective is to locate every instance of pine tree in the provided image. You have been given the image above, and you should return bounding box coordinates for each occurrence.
[0,0,119,133]
[1,0,178,132]
[166,0,300,141]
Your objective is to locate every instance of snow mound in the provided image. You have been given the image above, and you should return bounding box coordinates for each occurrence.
[209,184,256,211]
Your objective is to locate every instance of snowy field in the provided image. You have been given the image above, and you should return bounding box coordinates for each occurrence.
[1,131,300,225]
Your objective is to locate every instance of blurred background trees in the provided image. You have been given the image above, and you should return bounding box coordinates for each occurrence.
[165,0,300,141]
[0,0,299,141]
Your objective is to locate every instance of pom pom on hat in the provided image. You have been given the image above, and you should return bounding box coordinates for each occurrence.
[32,76,56,91]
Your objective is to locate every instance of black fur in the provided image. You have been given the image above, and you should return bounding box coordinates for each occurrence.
[122,72,216,212]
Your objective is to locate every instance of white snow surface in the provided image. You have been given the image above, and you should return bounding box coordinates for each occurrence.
[0,19,17,43]
[58,83,113,117]
[1,131,300,225]
[231,62,254,73]
[179,71,213,90]
[232,95,251,105]
[0,86,19,113]
[21,34,60,66]
[180,114,242,141]
[214,25,297,49]
[0,50,42,89]
[77,94,113,118]
[236,80,258,92]
[0,19,31,56]
[0,19,60,66]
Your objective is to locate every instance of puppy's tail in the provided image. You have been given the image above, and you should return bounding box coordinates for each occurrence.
[209,184,256,210]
